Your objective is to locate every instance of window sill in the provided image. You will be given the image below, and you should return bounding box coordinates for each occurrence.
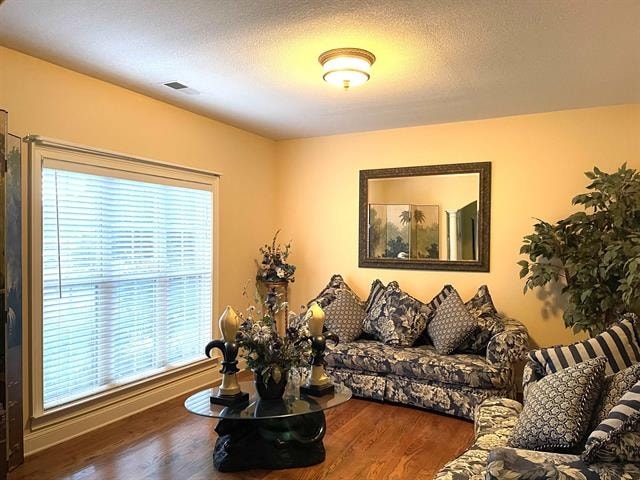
[26,356,220,453]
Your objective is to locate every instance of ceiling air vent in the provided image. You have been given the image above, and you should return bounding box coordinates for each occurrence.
[162,81,200,95]
[164,81,188,90]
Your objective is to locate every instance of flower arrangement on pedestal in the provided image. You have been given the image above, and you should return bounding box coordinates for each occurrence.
[256,230,296,283]
[235,289,311,399]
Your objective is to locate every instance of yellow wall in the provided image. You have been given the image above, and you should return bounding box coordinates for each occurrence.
[3,43,640,451]
[0,46,278,311]
[275,104,640,349]
[0,46,277,449]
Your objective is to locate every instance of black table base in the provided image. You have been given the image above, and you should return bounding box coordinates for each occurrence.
[213,411,326,471]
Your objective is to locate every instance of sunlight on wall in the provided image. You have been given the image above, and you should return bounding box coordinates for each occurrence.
[275,104,640,349]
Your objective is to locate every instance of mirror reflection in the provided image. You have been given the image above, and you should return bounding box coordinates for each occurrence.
[359,162,491,272]
[368,174,479,261]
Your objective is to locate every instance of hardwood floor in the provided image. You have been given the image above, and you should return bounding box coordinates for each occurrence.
[9,390,474,480]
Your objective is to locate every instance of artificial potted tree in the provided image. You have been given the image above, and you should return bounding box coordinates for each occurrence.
[518,164,640,336]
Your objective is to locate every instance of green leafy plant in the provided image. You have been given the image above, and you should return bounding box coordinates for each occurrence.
[518,164,640,336]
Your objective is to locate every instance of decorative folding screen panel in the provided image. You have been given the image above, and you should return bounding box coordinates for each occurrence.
[0,109,24,473]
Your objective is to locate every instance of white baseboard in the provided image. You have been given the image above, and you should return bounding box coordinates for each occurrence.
[24,367,219,455]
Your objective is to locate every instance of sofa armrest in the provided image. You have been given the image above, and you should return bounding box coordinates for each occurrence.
[486,318,529,365]
[486,447,597,480]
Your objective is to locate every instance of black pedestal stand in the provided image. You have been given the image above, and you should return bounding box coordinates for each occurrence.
[212,411,326,471]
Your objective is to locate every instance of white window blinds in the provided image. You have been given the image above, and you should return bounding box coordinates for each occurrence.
[29,138,217,413]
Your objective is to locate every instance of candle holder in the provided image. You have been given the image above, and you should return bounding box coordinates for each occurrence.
[300,303,339,397]
[205,306,250,406]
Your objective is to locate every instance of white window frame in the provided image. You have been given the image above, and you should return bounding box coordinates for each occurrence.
[27,135,220,426]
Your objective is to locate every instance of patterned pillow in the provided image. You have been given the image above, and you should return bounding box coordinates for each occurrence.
[416,284,455,345]
[425,284,455,311]
[529,314,640,377]
[591,363,640,429]
[426,288,478,355]
[457,285,505,354]
[310,274,363,309]
[508,357,607,451]
[464,284,498,316]
[362,282,431,346]
[323,288,366,343]
[365,279,385,314]
[385,282,432,346]
[582,380,640,463]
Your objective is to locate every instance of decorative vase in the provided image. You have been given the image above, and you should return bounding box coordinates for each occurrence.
[254,369,288,400]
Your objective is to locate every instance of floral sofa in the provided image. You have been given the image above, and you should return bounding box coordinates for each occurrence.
[436,316,640,479]
[434,395,640,480]
[312,276,530,420]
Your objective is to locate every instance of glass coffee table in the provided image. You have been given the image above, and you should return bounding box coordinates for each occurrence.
[185,380,352,472]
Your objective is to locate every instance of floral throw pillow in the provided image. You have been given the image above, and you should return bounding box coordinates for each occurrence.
[362,282,431,346]
[508,357,606,452]
[310,274,363,309]
[362,283,395,343]
[457,285,505,354]
[323,288,366,343]
[383,282,432,346]
[426,288,478,354]
[582,380,640,463]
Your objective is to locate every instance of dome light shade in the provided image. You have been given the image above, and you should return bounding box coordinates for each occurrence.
[318,48,376,90]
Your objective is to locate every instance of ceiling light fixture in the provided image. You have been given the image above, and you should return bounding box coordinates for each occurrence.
[318,48,376,90]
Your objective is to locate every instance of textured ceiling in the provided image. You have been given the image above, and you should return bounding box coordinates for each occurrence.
[0,0,639,140]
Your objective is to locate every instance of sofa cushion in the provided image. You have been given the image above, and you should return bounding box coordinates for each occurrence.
[326,340,512,389]
[508,357,606,451]
[529,314,640,377]
[583,380,640,463]
[427,289,478,354]
[325,339,394,374]
[323,288,366,342]
[387,345,513,389]
[310,273,363,309]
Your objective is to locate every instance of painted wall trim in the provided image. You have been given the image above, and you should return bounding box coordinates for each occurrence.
[24,135,222,178]
[24,367,219,455]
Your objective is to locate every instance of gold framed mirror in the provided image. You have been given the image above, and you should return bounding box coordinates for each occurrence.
[359,162,491,272]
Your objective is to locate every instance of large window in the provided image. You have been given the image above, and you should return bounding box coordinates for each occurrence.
[29,137,217,416]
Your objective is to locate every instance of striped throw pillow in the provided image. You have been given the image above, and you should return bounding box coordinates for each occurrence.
[365,279,386,314]
[529,314,640,377]
[582,380,640,463]
[426,284,455,311]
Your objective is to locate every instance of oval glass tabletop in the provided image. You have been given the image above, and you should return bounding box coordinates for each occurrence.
[185,381,352,420]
